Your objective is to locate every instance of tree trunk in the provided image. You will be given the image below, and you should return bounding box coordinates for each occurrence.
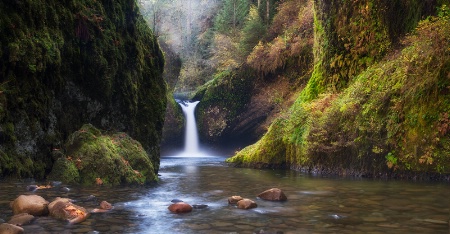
[266,0,270,23]
[233,0,237,28]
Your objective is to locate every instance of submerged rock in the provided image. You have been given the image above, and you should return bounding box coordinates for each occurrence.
[10,195,49,216]
[192,204,208,209]
[237,199,257,210]
[7,213,35,226]
[257,188,287,201]
[168,202,193,213]
[0,223,24,234]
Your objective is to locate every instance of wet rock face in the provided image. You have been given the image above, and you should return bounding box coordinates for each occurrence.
[257,188,287,201]
[10,195,49,216]
[0,0,166,179]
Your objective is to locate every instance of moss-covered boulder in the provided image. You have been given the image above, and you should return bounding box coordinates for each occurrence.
[49,124,156,185]
[0,0,166,178]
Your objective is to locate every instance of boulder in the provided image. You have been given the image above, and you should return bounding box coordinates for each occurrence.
[168,202,193,213]
[7,213,35,226]
[257,188,287,201]
[10,195,49,216]
[0,223,24,234]
[228,195,243,204]
[48,198,89,224]
[237,199,257,210]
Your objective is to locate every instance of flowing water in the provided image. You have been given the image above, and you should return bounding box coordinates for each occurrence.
[178,100,202,156]
[0,100,449,233]
[0,156,449,233]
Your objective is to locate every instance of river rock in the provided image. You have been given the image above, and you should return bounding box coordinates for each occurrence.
[7,213,35,226]
[10,195,49,216]
[168,202,192,213]
[228,195,243,204]
[91,201,114,213]
[192,204,208,209]
[237,199,257,209]
[257,188,287,201]
[171,199,183,203]
[100,201,113,210]
[48,198,89,224]
[0,223,24,234]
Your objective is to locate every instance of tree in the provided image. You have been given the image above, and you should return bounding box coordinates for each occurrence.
[239,5,267,56]
[214,0,250,34]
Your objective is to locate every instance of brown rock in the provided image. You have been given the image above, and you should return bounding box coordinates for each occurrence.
[8,213,35,226]
[228,195,243,204]
[237,199,257,209]
[0,223,24,234]
[100,201,113,210]
[10,195,49,216]
[48,198,89,224]
[168,202,193,213]
[257,188,287,201]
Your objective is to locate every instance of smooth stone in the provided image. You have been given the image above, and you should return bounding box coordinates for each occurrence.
[192,204,208,209]
[7,213,35,226]
[257,188,287,201]
[237,199,257,210]
[0,223,24,234]
[228,196,243,204]
[99,201,113,210]
[60,187,70,192]
[171,199,183,203]
[10,195,49,216]
[48,198,89,224]
[168,202,192,213]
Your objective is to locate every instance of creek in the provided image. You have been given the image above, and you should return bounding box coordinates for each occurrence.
[0,101,448,233]
[0,156,449,233]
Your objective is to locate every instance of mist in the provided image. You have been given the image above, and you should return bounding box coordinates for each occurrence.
[139,0,221,59]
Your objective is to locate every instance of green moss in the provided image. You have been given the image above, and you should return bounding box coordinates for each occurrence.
[0,0,166,179]
[196,66,255,141]
[50,124,156,186]
[48,158,80,184]
[230,9,450,177]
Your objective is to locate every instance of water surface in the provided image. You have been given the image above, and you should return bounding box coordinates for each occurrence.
[0,155,449,233]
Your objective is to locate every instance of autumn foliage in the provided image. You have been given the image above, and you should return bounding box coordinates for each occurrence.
[246,0,313,76]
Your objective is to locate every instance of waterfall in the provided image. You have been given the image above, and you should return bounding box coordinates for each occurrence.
[178,100,202,156]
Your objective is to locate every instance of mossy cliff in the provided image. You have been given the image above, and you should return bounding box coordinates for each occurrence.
[0,0,166,179]
[228,2,450,179]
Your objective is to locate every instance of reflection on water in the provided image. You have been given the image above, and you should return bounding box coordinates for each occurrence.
[0,155,449,233]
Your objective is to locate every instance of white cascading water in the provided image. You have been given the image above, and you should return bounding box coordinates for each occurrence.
[178,101,202,156]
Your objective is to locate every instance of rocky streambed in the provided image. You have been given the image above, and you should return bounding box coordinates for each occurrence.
[0,155,449,233]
